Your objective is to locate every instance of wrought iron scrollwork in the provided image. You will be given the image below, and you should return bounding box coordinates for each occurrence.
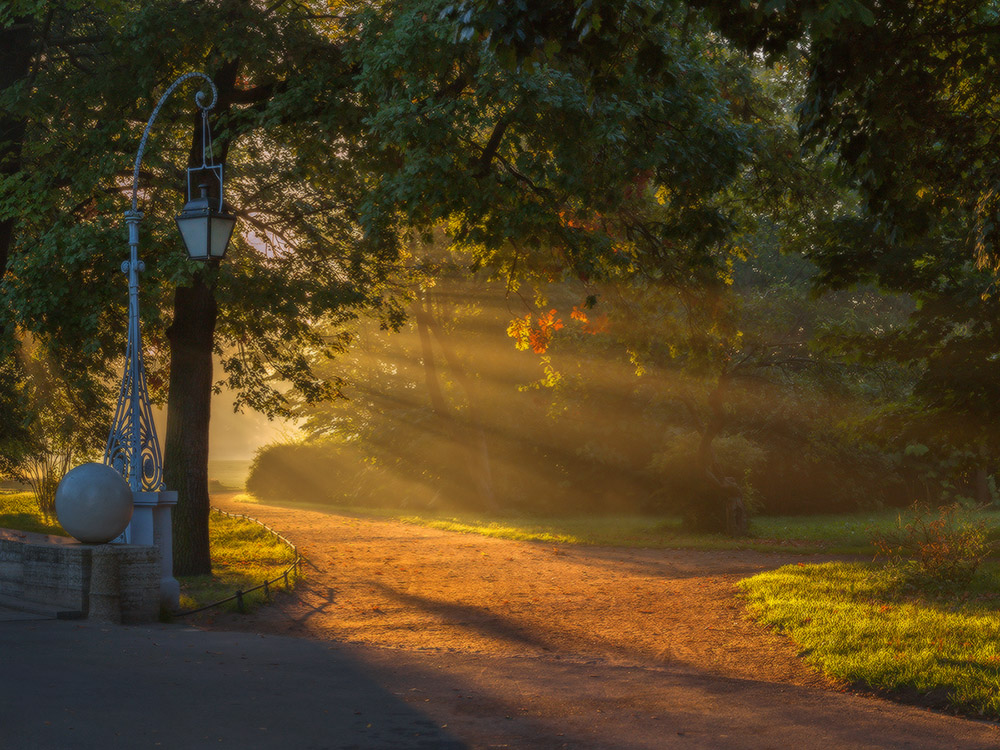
[104,72,218,492]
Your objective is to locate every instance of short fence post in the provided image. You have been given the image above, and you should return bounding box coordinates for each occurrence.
[236,590,245,613]
[264,580,270,600]
[283,570,289,588]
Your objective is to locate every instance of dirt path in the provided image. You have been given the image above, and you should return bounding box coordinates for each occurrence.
[202,496,1000,749]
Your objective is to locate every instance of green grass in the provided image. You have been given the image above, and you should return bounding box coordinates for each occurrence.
[240,494,1000,555]
[740,561,1000,718]
[235,496,781,549]
[0,491,66,535]
[0,491,297,614]
[177,510,299,613]
[755,507,1000,551]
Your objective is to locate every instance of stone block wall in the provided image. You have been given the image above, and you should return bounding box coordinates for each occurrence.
[0,537,91,613]
[0,533,160,623]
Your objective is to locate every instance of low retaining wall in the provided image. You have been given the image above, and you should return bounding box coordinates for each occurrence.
[0,529,160,623]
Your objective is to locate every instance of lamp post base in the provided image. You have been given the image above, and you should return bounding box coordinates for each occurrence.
[131,490,180,610]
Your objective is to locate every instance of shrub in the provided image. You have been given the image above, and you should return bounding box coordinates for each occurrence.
[871,503,993,588]
[25,450,73,520]
[246,440,353,504]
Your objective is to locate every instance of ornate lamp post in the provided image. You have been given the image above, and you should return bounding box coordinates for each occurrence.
[104,71,237,608]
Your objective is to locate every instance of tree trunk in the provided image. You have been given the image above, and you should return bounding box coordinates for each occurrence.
[688,373,748,537]
[974,466,992,506]
[413,294,497,511]
[163,275,217,575]
[163,60,238,576]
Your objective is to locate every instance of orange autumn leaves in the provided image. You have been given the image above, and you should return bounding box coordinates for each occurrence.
[507,309,563,353]
[506,306,609,353]
[571,306,610,335]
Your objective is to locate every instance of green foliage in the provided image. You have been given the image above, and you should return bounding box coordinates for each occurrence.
[871,503,995,589]
[14,335,106,515]
[7,0,999,538]
[0,357,31,480]
[23,452,69,520]
[646,429,767,511]
[247,258,921,517]
[741,561,1000,718]
[245,439,363,506]
[352,0,759,287]
[604,236,915,514]
[702,0,1000,469]
[1,2,783,507]
[1,0,398,420]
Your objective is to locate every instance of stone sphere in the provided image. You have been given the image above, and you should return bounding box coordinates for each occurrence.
[55,463,133,544]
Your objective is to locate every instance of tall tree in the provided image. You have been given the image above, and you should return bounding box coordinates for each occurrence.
[3,1,394,573]
[3,0,800,561]
[698,0,1000,488]
[0,2,125,479]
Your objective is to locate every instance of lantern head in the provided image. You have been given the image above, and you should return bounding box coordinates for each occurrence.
[175,165,236,261]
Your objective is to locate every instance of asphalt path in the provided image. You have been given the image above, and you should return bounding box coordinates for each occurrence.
[0,618,465,749]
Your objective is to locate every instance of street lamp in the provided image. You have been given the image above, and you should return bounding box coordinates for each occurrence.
[175,113,237,260]
[103,71,236,608]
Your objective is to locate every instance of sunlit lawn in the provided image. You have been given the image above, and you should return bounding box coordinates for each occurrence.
[740,561,1000,718]
[236,494,1000,556]
[754,507,1000,549]
[178,510,299,612]
[0,491,296,613]
[0,491,65,536]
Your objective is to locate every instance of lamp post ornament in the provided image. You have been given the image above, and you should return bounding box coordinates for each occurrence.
[102,71,236,606]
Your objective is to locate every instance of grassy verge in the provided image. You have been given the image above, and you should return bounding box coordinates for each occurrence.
[178,510,299,612]
[740,561,1000,718]
[0,491,66,535]
[0,491,297,613]
[235,494,1000,555]
[234,495,820,551]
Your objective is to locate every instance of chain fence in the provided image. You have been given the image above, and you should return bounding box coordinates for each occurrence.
[171,506,302,618]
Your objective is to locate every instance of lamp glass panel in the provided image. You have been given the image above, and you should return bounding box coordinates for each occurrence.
[209,215,236,259]
[177,215,210,259]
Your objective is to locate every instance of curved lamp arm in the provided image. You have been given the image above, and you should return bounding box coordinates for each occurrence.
[106,70,218,497]
[130,71,217,212]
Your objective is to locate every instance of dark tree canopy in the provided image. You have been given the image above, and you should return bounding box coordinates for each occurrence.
[0,0,785,556]
[352,0,762,288]
[695,0,1000,467]
[6,0,998,552]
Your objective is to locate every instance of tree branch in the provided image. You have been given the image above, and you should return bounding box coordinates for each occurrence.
[473,114,513,178]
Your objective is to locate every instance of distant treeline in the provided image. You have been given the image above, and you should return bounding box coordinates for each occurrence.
[247,268,989,519]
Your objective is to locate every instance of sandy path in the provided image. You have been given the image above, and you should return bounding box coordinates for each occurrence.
[200,496,1000,749]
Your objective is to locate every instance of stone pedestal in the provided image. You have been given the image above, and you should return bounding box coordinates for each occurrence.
[88,545,160,624]
[0,532,160,623]
[0,532,90,615]
[130,492,156,546]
